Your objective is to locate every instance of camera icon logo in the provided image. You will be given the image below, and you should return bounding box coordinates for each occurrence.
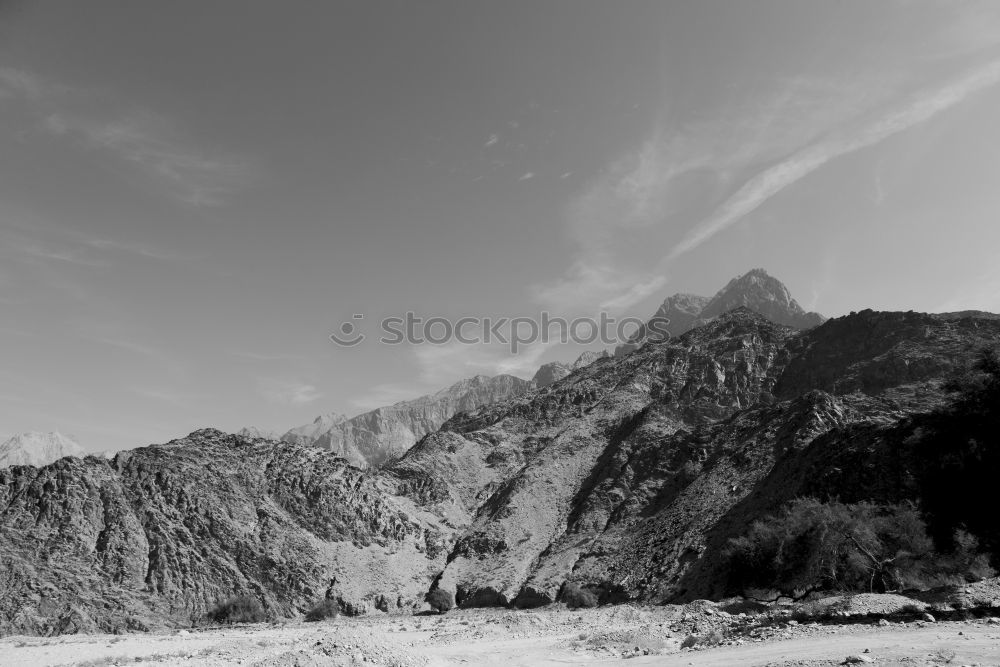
[329,314,365,347]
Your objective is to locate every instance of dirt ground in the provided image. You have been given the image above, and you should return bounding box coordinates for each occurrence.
[3,604,1000,667]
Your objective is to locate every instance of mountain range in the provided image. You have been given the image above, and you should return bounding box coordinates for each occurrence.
[0,431,84,468]
[279,374,534,468]
[3,270,997,635]
[615,268,825,355]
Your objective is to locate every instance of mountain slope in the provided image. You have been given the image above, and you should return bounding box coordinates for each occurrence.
[2,308,999,634]
[0,431,85,468]
[0,429,450,634]
[616,269,824,355]
[281,375,533,468]
[392,309,1000,606]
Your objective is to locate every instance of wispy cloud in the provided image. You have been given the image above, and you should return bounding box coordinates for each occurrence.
[257,379,323,406]
[533,42,1000,315]
[0,67,253,206]
[518,172,535,181]
[668,56,1000,260]
[0,67,66,99]
[43,111,254,206]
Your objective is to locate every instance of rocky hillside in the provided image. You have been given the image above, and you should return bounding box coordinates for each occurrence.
[0,429,451,635]
[392,308,1000,607]
[532,350,611,388]
[616,268,825,355]
[0,431,85,468]
[281,374,533,468]
[2,308,999,635]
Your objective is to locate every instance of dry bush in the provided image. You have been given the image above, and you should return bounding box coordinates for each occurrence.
[561,582,599,609]
[305,598,339,622]
[206,596,266,624]
[425,588,454,613]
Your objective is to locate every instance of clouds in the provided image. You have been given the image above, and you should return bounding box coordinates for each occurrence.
[1,68,253,206]
[532,25,1000,316]
[257,379,323,406]
[42,111,254,206]
[668,56,1000,260]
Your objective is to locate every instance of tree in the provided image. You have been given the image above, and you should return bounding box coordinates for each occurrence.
[560,582,598,609]
[916,347,1000,561]
[726,499,953,597]
[425,588,454,613]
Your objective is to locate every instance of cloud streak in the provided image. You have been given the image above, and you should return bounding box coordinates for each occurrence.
[257,379,323,406]
[43,111,254,206]
[668,56,1000,259]
[1,67,252,206]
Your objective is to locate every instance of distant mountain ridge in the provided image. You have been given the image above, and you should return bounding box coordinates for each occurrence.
[617,268,825,355]
[532,350,611,388]
[279,374,534,467]
[6,308,1000,633]
[0,431,85,468]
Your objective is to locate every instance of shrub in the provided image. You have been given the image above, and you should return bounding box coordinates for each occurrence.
[725,498,990,597]
[681,630,725,649]
[206,596,266,624]
[914,347,1000,562]
[425,588,454,613]
[304,598,339,622]
[561,582,599,609]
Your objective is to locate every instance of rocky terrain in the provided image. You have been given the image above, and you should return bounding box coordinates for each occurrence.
[4,586,1000,666]
[531,349,610,388]
[1,272,999,639]
[0,430,452,635]
[401,308,1000,608]
[0,431,85,468]
[280,375,533,468]
[616,268,825,355]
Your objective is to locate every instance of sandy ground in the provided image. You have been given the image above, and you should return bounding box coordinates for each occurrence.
[2,606,1000,667]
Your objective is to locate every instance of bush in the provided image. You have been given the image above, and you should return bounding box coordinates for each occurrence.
[915,347,1000,562]
[425,588,454,613]
[206,596,267,624]
[561,582,599,609]
[725,498,990,597]
[304,598,339,622]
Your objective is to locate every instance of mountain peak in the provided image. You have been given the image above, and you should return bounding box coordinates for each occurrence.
[0,431,85,468]
[701,269,824,327]
[616,269,825,356]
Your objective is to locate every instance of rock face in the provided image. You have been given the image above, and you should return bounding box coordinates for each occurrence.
[281,375,533,468]
[533,351,612,388]
[3,307,1000,635]
[616,269,824,355]
[392,308,1000,607]
[532,362,571,388]
[0,429,449,635]
[0,432,85,468]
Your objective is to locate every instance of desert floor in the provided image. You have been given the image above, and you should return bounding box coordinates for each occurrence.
[3,605,1000,667]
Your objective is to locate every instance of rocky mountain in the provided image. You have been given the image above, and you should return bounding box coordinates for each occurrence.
[0,428,451,635]
[391,308,1000,606]
[532,350,611,388]
[280,375,533,468]
[0,431,85,468]
[616,269,824,355]
[235,426,281,441]
[2,307,999,634]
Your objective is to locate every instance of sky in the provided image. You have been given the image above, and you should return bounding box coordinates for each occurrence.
[2,1,1000,452]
